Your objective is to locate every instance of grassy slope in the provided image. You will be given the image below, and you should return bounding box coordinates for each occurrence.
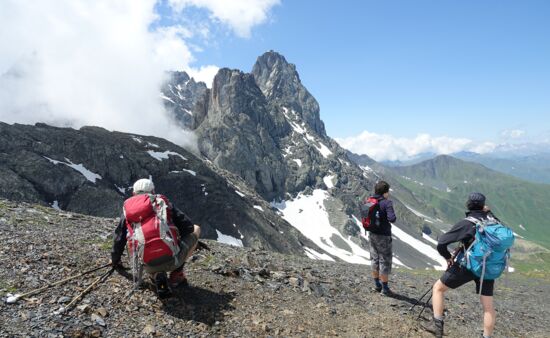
[390,155,550,249]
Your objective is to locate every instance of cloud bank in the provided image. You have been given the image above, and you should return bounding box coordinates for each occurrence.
[336,131,497,162]
[0,0,279,150]
[168,0,281,38]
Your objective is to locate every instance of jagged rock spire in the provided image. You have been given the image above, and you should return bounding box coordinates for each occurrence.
[252,51,326,136]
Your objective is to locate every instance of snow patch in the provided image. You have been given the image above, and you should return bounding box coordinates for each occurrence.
[182,169,196,176]
[114,185,126,194]
[422,233,438,246]
[304,247,335,261]
[292,159,302,167]
[235,190,245,198]
[323,175,335,189]
[314,142,332,158]
[513,232,524,239]
[51,200,61,210]
[147,150,187,161]
[131,136,143,143]
[253,205,264,212]
[160,94,175,103]
[215,230,243,247]
[44,156,102,183]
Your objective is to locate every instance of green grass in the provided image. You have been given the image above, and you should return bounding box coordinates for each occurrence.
[512,252,550,280]
[390,155,550,249]
[0,279,17,296]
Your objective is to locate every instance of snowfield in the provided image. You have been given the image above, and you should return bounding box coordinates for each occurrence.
[391,225,447,270]
[272,189,372,265]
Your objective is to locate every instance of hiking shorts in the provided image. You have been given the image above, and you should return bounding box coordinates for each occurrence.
[369,233,393,275]
[440,263,494,296]
[143,233,198,274]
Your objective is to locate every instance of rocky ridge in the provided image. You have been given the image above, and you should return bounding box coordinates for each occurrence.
[1,199,548,337]
[0,122,316,255]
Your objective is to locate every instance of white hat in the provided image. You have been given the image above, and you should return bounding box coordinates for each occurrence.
[133,178,155,194]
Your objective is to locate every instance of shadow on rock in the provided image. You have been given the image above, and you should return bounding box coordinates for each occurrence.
[162,285,235,326]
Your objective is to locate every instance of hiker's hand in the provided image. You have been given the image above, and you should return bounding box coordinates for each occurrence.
[446,258,454,269]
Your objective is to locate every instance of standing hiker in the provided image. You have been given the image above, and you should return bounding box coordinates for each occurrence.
[425,192,513,338]
[362,180,397,296]
[111,178,201,298]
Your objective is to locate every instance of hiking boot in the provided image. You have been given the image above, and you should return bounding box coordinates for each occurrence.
[371,285,382,293]
[380,287,393,296]
[421,317,444,338]
[169,269,188,288]
[153,272,172,299]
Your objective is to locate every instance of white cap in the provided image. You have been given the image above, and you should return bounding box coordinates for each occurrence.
[133,178,155,194]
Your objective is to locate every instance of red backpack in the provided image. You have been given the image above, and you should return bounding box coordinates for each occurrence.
[360,196,382,232]
[123,194,180,265]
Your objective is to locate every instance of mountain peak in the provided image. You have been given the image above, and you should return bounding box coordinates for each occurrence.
[251,51,325,136]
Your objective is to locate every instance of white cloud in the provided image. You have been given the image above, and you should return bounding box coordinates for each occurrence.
[0,0,277,149]
[168,0,281,38]
[336,131,497,162]
[500,129,525,139]
[187,65,220,86]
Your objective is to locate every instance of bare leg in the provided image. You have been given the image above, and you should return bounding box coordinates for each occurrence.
[432,279,449,318]
[183,224,201,261]
[380,274,389,283]
[480,295,496,337]
[372,271,379,279]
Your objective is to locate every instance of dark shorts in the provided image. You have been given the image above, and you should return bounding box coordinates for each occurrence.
[440,263,494,296]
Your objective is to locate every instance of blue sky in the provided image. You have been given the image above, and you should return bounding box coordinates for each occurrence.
[158,1,550,146]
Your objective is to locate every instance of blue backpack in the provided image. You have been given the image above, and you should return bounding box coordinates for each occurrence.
[459,216,515,287]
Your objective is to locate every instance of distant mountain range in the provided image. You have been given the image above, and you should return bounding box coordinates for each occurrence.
[382,149,550,185]
[453,151,550,185]
[384,154,550,248]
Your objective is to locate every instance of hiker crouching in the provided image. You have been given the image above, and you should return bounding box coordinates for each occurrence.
[111,178,201,298]
[426,192,514,338]
[366,181,396,296]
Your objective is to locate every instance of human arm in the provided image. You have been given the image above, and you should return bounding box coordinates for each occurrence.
[172,206,195,237]
[385,200,397,223]
[436,219,474,259]
[111,214,127,265]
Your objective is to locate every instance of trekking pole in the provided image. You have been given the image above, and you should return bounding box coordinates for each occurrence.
[6,262,111,304]
[60,267,115,314]
[408,285,432,312]
[417,293,433,320]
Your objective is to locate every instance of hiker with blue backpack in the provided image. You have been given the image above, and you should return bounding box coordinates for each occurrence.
[424,193,514,338]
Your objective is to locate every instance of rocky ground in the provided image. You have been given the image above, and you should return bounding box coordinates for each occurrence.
[1,198,548,337]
